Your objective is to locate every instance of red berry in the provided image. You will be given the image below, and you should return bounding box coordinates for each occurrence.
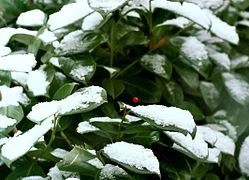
[133,97,139,103]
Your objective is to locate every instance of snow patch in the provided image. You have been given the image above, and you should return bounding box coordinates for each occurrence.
[0,115,16,129]
[77,121,100,134]
[69,65,94,81]
[157,17,191,28]
[38,29,57,44]
[99,164,128,180]
[16,9,45,27]
[239,136,249,176]
[0,47,11,57]
[82,12,103,31]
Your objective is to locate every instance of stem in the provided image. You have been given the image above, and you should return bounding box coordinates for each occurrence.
[60,131,73,147]
[45,115,58,151]
[109,22,115,67]
[117,106,127,140]
[113,59,139,79]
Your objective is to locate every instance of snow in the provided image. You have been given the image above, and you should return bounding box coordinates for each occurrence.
[130,105,196,135]
[99,164,128,180]
[58,86,105,115]
[0,115,16,129]
[239,136,249,176]
[11,72,28,85]
[0,53,37,72]
[181,37,208,61]
[16,9,45,27]
[27,101,59,123]
[89,117,122,123]
[237,20,249,27]
[88,0,127,12]
[0,27,37,47]
[82,12,103,31]
[69,65,94,81]
[103,141,160,175]
[140,54,166,76]
[196,30,223,43]
[27,68,50,96]
[164,131,209,159]
[186,0,223,9]
[197,126,217,146]
[0,85,30,107]
[77,121,100,134]
[125,114,141,122]
[209,51,231,70]
[204,9,239,44]
[240,11,249,19]
[48,1,94,31]
[222,72,249,105]
[55,30,84,55]
[51,148,68,159]
[156,17,191,28]
[38,29,57,44]
[1,117,53,163]
[207,148,221,163]
[21,176,46,180]
[0,47,11,57]
[231,56,249,69]
[219,120,237,140]
[152,1,211,29]
[87,158,104,169]
[47,166,63,180]
[49,57,61,68]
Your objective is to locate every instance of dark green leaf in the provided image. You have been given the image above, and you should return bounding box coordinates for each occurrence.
[119,31,149,47]
[53,82,78,100]
[0,105,24,122]
[102,78,125,99]
[0,70,11,86]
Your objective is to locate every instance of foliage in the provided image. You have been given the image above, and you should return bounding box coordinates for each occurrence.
[1,0,249,179]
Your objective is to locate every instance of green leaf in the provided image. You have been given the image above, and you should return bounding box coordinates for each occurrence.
[178,101,205,121]
[222,72,249,105]
[140,54,172,80]
[0,70,11,86]
[57,147,99,176]
[0,105,24,122]
[123,131,160,146]
[123,77,161,103]
[10,34,35,46]
[102,78,125,99]
[200,81,220,110]
[53,82,78,100]
[119,31,149,47]
[58,55,96,85]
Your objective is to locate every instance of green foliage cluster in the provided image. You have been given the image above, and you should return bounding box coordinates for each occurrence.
[1,0,249,179]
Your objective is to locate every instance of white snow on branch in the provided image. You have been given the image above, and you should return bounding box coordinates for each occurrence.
[103,141,160,175]
[0,53,37,72]
[0,85,30,107]
[16,9,46,27]
[48,1,94,31]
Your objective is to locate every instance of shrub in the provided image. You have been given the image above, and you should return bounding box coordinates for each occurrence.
[1,0,249,179]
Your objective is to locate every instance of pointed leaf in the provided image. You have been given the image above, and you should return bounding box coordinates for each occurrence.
[53,82,78,100]
[102,79,125,99]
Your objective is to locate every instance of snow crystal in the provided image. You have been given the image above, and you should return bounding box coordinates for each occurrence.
[27,101,59,123]
[82,12,103,31]
[130,105,196,134]
[88,0,127,12]
[89,117,122,123]
[16,9,45,27]
[186,0,223,9]
[0,47,11,57]
[157,17,191,28]
[87,158,104,169]
[51,148,68,159]
[152,1,211,29]
[1,117,53,162]
[58,86,105,115]
[11,72,28,85]
[0,53,37,72]
[165,131,209,159]
[48,1,93,31]
[209,51,231,70]
[38,29,57,44]
[27,68,50,96]
[0,27,37,47]
[239,136,249,176]
[77,121,99,134]
[207,148,221,163]
[0,85,29,107]
[181,37,208,61]
[141,54,166,75]
[222,72,249,105]
[103,141,160,175]
[49,57,61,68]
[99,164,128,180]
[125,114,141,122]
[0,115,16,129]
[70,65,94,81]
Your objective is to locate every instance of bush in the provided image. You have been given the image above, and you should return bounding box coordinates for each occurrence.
[1,0,249,179]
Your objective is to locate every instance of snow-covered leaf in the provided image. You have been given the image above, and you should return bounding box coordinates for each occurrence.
[77,121,100,134]
[81,11,103,31]
[103,141,160,175]
[129,105,196,136]
[11,72,28,86]
[164,130,209,160]
[48,1,94,31]
[0,53,37,72]
[239,136,249,176]
[140,54,172,80]
[38,29,57,44]
[209,51,231,70]
[206,148,221,163]
[1,117,53,166]
[0,105,24,122]
[222,72,249,105]
[16,9,46,27]
[99,164,129,180]
[231,55,249,70]
[88,0,128,12]
[186,0,224,9]
[156,17,191,28]
[0,47,11,57]
[0,115,17,135]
